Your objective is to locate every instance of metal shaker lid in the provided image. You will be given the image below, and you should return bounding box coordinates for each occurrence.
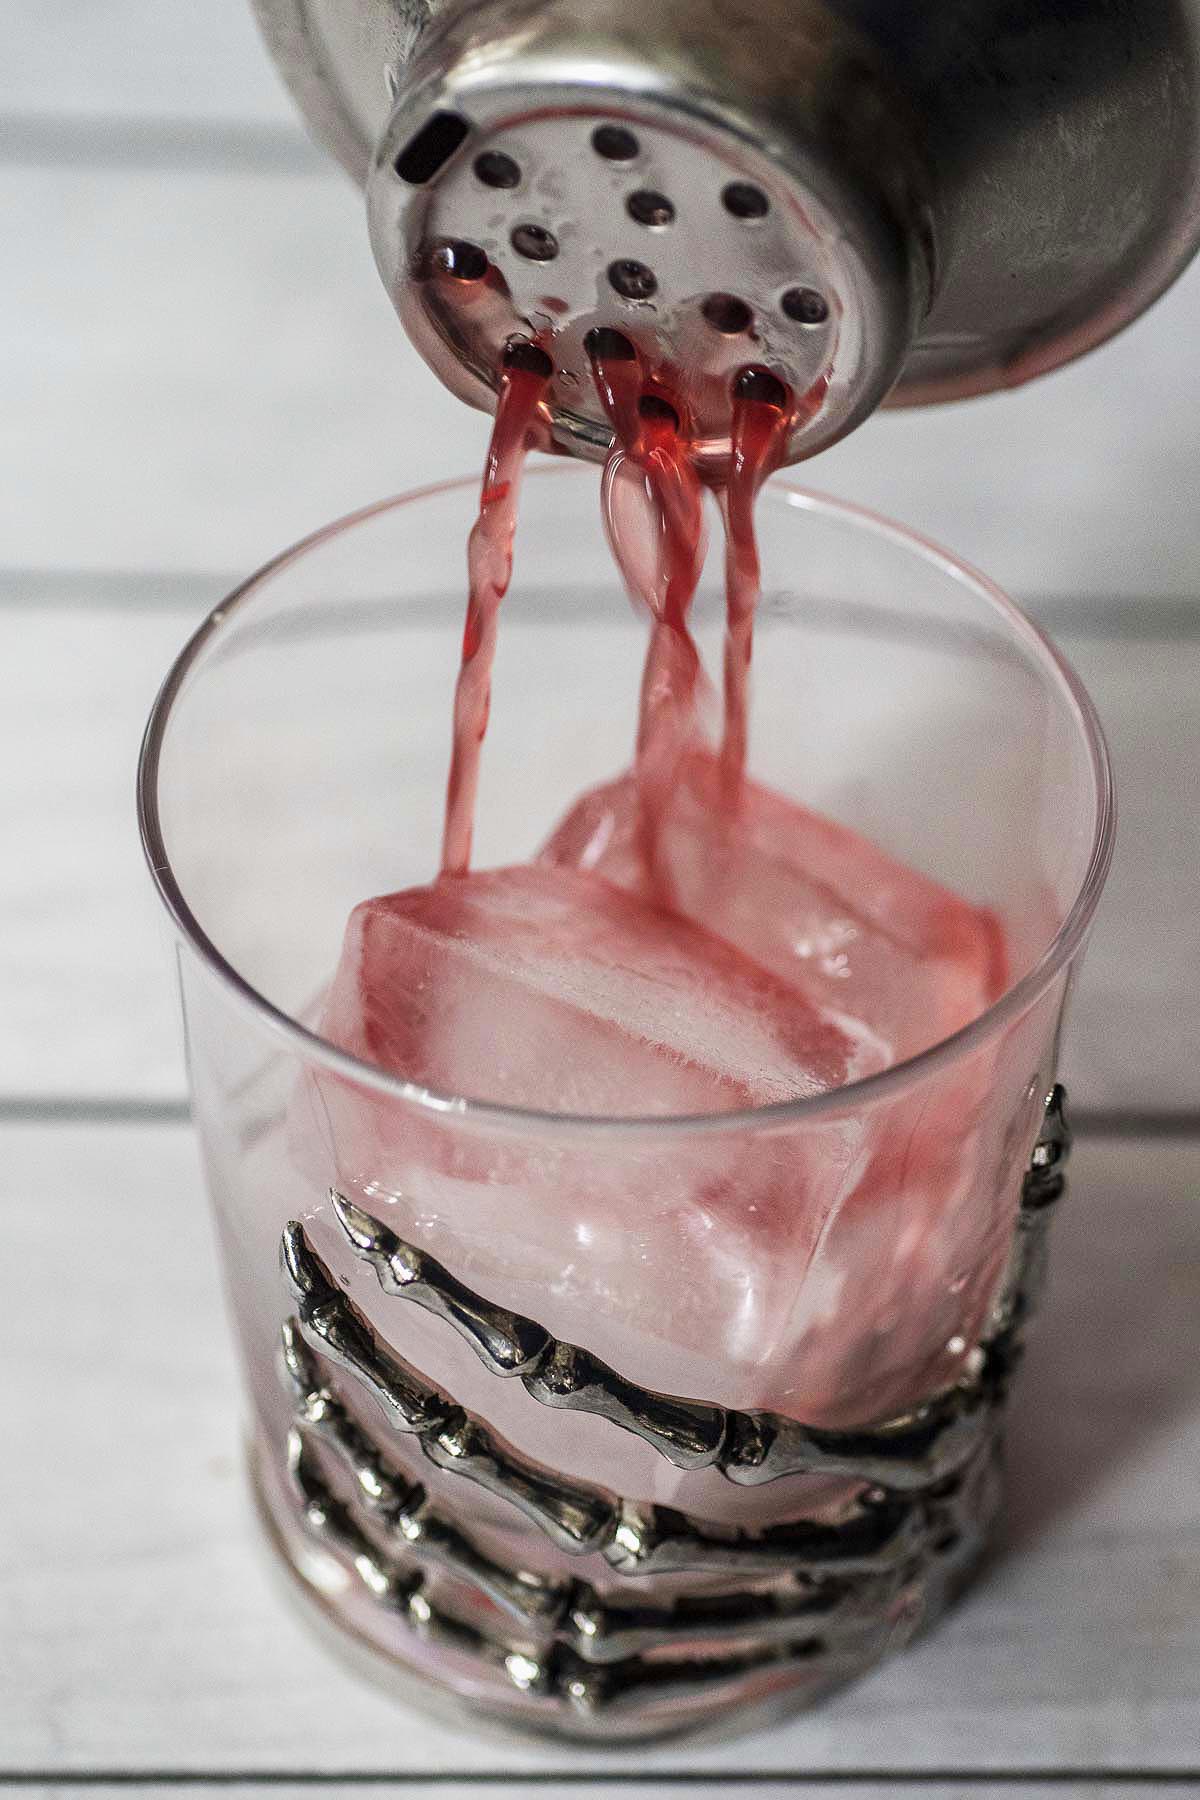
[253,0,1200,464]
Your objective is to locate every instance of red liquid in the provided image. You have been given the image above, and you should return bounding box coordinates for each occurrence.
[589,340,707,903]
[719,376,792,800]
[443,342,795,886]
[441,357,548,875]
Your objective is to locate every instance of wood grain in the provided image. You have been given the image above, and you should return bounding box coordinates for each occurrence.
[1,599,1194,1114]
[0,146,1198,596]
[13,1787,1200,1799]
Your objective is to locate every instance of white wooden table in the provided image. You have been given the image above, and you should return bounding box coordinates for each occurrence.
[2,7,1198,1795]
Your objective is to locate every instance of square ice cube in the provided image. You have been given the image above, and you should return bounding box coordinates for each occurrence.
[541,750,1006,1059]
[304,863,874,1410]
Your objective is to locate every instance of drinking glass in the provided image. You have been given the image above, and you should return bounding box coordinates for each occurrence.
[138,466,1113,1743]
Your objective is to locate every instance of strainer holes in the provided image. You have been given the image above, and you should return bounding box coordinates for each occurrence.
[638,394,680,429]
[722,181,769,220]
[511,223,559,262]
[782,286,829,325]
[608,258,657,300]
[584,327,637,361]
[627,190,675,228]
[702,293,752,334]
[503,340,554,378]
[394,111,470,184]
[592,124,639,162]
[432,240,488,281]
[474,150,521,189]
[733,366,790,409]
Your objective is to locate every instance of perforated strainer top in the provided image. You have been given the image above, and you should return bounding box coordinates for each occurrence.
[368,59,919,472]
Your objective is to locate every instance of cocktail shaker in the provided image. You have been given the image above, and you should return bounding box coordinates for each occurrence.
[251,0,1200,467]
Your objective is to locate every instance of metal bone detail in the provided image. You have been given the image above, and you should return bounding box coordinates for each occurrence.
[282,1326,888,1662]
[281,1221,923,1578]
[993,1081,1072,1337]
[282,1221,613,1555]
[281,1321,566,1628]
[287,1430,891,1713]
[330,1188,727,1469]
[327,1085,1072,1493]
[277,1088,1068,1714]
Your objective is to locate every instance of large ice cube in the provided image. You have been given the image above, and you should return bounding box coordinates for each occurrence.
[303,824,1014,1426]
[539,756,1014,1423]
[319,862,874,1115]
[541,751,1006,1058]
[305,863,878,1410]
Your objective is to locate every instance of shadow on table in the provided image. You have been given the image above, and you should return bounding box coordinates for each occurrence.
[995,1130,1200,1551]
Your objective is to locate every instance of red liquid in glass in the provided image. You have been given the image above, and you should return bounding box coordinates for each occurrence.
[289,324,1017,1736]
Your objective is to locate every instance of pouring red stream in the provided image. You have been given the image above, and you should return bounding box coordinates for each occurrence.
[441,349,550,875]
[441,338,796,887]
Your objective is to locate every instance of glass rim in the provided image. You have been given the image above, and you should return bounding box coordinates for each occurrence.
[137,464,1115,1140]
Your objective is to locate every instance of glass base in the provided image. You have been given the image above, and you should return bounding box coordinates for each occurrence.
[249,1419,1003,1746]
[246,1089,1067,1745]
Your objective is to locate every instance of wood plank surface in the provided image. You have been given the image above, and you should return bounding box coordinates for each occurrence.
[3,3,1198,1788]
[1,601,1194,1116]
[3,1124,1196,1776]
[12,1786,1200,1799]
[0,146,1199,599]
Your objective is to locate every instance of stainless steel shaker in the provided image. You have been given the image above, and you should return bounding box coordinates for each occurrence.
[252,0,1200,469]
